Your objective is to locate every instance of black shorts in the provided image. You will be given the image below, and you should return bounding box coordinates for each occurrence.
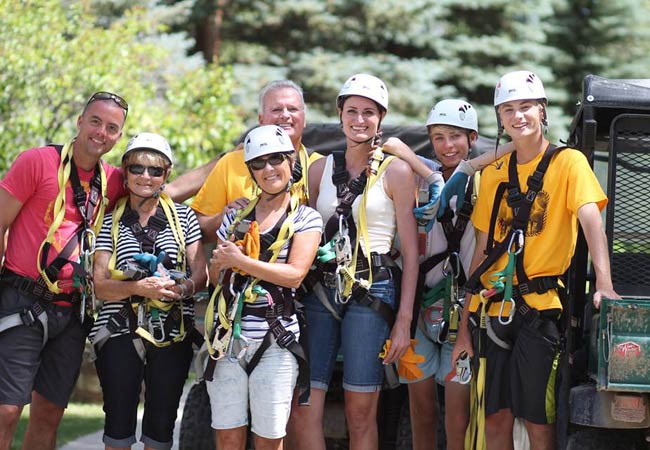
[0,284,86,408]
[95,334,193,448]
[471,307,561,424]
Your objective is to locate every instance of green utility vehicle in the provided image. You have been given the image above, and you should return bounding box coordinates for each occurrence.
[561,75,650,450]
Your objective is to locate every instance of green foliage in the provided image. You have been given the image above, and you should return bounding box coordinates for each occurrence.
[176,0,650,144]
[11,402,104,450]
[0,0,242,176]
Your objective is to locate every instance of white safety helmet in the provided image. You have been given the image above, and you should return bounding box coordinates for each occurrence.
[494,70,547,107]
[337,73,389,111]
[123,132,173,166]
[425,99,478,133]
[243,125,295,163]
[494,70,548,131]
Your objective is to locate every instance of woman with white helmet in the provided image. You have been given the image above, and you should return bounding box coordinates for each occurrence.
[454,70,619,450]
[292,74,419,450]
[204,125,322,450]
[90,132,208,450]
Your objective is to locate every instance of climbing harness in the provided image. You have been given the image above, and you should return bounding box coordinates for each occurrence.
[465,145,565,450]
[311,149,398,324]
[417,174,477,344]
[90,193,197,361]
[0,142,107,344]
[203,192,311,404]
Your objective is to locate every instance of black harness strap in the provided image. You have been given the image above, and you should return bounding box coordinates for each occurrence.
[120,205,168,254]
[322,151,367,244]
[40,145,103,286]
[465,145,563,295]
[419,175,475,285]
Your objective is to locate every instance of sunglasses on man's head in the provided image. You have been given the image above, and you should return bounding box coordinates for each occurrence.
[86,91,129,117]
[248,153,288,171]
[127,164,165,177]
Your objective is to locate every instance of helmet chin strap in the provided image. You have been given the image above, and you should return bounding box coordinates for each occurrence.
[260,179,292,201]
[124,181,165,208]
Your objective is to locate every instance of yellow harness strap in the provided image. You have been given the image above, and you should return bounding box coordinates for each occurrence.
[36,140,108,293]
[204,192,300,358]
[341,151,394,297]
[465,290,489,450]
[107,193,188,347]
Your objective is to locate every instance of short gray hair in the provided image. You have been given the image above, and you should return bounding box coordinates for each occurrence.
[258,80,306,115]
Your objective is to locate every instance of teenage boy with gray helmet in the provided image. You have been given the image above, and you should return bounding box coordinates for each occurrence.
[383,99,478,450]
[453,70,620,450]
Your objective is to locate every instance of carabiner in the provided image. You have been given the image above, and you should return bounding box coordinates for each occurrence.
[338,214,348,238]
[498,297,516,325]
[80,228,97,255]
[442,252,462,279]
[508,229,524,255]
[334,265,349,304]
[149,315,167,343]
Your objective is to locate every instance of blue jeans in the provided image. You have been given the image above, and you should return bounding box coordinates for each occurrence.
[303,279,396,392]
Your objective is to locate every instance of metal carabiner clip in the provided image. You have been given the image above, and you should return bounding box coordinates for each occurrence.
[498,297,516,325]
[334,265,349,304]
[442,252,462,279]
[149,315,167,343]
[81,228,97,256]
[508,229,524,255]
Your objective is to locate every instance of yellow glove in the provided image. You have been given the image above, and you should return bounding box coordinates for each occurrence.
[379,339,425,381]
[233,221,260,275]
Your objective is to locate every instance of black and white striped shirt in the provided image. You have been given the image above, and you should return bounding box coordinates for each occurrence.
[89,202,202,342]
[217,203,322,342]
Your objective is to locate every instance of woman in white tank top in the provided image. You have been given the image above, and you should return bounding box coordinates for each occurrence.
[291,74,419,450]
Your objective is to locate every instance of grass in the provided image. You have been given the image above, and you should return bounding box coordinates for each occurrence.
[11,402,104,450]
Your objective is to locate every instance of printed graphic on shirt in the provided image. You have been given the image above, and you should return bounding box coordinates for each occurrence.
[496,190,550,240]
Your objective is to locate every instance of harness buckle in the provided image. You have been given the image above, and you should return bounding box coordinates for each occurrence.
[20,308,37,327]
[270,320,296,349]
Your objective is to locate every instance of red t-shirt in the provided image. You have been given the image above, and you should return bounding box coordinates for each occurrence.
[1,146,125,291]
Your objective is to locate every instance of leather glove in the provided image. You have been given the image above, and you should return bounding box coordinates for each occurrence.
[413,171,444,232]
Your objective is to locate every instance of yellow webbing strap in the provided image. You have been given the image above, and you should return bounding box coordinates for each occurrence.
[203,197,259,353]
[343,152,395,296]
[106,193,188,347]
[466,291,489,450]
[107,193,186,279]
[36,140,108,293]
[296,143,310,203]
[204,192,300,357]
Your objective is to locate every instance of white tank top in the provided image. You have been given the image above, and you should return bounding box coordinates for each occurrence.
[317,154,396,254]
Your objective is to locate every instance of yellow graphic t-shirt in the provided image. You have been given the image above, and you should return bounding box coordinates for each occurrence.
[468,147,607,314]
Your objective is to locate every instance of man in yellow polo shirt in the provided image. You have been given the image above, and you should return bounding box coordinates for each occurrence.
[191,80,321,241]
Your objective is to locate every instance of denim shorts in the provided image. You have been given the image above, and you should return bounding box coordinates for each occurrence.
[205,340,298,439]
[303,279,396,393]
[399,322,454,386]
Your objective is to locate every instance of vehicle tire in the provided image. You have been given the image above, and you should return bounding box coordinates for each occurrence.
[566,428,647,450]
[179,380,215,450]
